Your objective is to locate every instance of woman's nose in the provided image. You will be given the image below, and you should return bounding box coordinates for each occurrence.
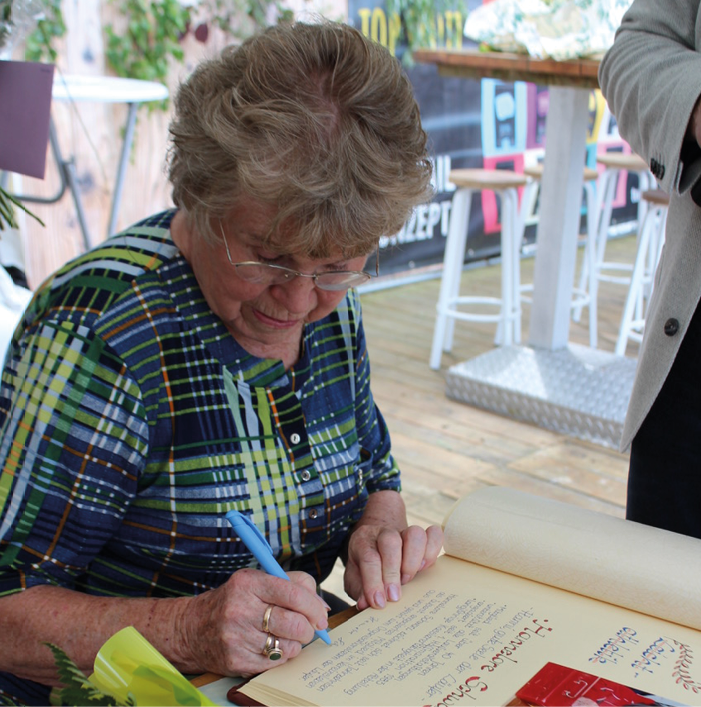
[270,274,317,312]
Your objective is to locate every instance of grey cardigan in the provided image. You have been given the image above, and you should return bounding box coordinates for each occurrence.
[599,0,701,450]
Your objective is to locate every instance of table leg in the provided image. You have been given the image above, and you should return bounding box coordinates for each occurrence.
[10,119,93,251]
[107,102,138,238]
[528,86,590,350]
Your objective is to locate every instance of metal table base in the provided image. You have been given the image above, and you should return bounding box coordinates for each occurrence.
[445,344,637,449]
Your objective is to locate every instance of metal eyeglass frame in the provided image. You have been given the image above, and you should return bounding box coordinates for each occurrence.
[221,226,380,292]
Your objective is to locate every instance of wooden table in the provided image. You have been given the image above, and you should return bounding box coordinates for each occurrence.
[414,49,601,350]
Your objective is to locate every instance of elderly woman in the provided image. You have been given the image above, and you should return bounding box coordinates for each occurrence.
[0,19,442,705]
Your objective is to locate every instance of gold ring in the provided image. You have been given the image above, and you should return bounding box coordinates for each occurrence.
[263,633,283,661]
[262,605,274,633]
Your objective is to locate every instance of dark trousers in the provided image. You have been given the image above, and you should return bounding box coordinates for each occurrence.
[628,298,701,539]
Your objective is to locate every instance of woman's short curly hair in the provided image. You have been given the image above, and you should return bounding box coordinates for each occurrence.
[167,19,434,258]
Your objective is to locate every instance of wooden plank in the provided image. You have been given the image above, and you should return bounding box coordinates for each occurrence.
[413,49,600,88]
[376,400,550,465]
[389,428,500,483]
[508,443,627,506]
[440,470,625,518]
[369,372,566,449]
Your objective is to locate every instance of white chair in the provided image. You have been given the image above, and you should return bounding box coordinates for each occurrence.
[519,163,600,348]
[615,188,669,357]
[430,168,527,370]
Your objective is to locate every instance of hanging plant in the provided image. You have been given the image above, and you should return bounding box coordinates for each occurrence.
[197,0,293,43]
[23,0,65,62]
[104,0,294,111]
[104,0,191,109]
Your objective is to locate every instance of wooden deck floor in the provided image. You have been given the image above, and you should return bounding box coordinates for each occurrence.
[323,235,639,602]
[361,235,640,528]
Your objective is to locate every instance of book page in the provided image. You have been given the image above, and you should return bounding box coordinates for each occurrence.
[442,487,701,630]
[241,488,701,706]
[242,555,701,706]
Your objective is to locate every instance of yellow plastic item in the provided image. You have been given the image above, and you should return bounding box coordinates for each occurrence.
[89,626,217,706]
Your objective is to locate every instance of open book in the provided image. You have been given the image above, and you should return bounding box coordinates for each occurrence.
[237,486,701,706]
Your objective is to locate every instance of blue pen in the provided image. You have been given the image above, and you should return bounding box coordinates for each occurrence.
[225,510,332,645]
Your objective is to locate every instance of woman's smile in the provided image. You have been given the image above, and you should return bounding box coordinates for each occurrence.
[171,209,367,368]
[252,307,302,329]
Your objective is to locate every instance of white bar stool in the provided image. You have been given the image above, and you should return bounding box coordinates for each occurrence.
[579,152,652,304]
[430,168,527,370]
[519,163,600,348]
[615,188,669,357]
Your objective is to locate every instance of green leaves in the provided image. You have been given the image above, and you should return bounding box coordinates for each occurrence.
[0,186,44,232]
[104,0,190,110]
[24,0,66,63]
[44,642,136,706]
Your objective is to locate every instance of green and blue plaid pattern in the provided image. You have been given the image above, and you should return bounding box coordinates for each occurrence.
[0,209,399,702]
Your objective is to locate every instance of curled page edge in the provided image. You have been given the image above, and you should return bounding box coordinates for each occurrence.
[442,486,701,631]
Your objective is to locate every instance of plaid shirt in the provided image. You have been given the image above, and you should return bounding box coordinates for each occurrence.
[0,210,399,703]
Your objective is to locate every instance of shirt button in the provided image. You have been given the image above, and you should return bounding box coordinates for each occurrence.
[300,470,311,482]
[308,508,318,519]
[290,433,301,444]
[664,318,680,336]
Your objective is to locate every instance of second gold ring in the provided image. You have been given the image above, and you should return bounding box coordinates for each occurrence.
[262,604,274,633]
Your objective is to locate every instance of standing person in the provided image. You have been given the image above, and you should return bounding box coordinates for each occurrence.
[599,0,701,538]
[0,20,443,704]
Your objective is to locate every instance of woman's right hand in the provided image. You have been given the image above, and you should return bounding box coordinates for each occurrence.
[177,568,330,677]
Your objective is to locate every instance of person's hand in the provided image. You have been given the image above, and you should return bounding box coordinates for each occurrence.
[178,568,329,677]
[342,491,443,610]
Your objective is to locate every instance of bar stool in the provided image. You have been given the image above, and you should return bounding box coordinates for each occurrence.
[429,168,527,370]
[578,152,652,307]
[519,163,600,348]
[615,188,669,357]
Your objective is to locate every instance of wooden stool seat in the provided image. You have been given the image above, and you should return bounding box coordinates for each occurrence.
[640,188,670,207]
[523,164,599,183]
[596,152,649,172]
[449,169,528,191]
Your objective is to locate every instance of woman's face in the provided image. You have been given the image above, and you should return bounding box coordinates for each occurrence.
[188,203,369,363]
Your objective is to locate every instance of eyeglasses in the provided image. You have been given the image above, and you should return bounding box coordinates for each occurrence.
[221,228,379,292]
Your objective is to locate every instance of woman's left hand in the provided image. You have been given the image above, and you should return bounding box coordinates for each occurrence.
[343,490,443,610]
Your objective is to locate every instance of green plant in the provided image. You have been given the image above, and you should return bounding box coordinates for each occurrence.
[0,1,12,49]
[24,0,66,62]
[44,642,136,706]
[386,0,467,65]
[104,0,190,109]
[0,186,44,232]
[201,0,293,42]
[103,0,293,111]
